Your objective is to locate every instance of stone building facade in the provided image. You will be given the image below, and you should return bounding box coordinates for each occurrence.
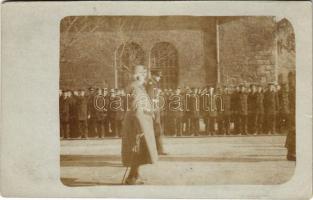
[60,16,295,90]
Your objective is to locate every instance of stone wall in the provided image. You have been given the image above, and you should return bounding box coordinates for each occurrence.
[60,16,217,90]
[218,17,277,85]
[277,18,296,84]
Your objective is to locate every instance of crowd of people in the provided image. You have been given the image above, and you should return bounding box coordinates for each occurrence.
[59,81,294,139]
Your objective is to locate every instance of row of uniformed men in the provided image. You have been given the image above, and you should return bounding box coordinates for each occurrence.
[59,88,127,139]
[158,83,292,136]
[59,82,292,138]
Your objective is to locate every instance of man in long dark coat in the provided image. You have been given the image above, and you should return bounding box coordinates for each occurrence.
[286,71,296,161]
[239,85,248,135]
[87,88,97,138]
[121,65,158,185]
[60,90,70,139]
[248,84,257,135]
[264,83,278,134]
[77,89,88,139]
[255,85,265,134]
[94,88,109,138]
[231,86,241,135]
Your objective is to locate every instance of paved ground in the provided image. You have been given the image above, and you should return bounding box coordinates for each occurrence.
[60,135,295,186]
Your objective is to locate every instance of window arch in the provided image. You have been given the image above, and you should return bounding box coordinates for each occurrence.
[116,42,145,88]
[150,42,178,89]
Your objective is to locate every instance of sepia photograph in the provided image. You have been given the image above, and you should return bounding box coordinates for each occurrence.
[59,16,296,186]
[2,0,312,198]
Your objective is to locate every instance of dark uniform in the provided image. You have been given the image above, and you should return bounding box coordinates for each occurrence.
[60,92,70,139]
[231,88,241,135]
[87,89,97,138]
[208,88,218,135]
[239,88,248,135]
[285,71,296,161]
[69,92,79,138]
[264,85,278,134]
[110,93,125,137]
[255,88,265,134]
[170,91,185,136]
[77,93,88,138]
[96,92,109,138]
[220,87,232,135]
[188,90,200,136]
[247,87,257,134]
[277,84,290,133]
[200,90,209,135]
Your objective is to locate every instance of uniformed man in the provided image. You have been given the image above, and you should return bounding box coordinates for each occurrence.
[108,89,117,136]
[239,84,248,135]
[285,71,295,161]
[277,84,290,134]
[69,90,79,138]
[248,84,257,135]
[221,85,232,135]
[189,88,200,136]
[200,88,209,135]
[264,83,278,134]
[77,89,88,139]
[94,88,109,138]
[255,85,265,134]
[114,89,126,137]
[231,85,241,135]
[60,90,70,139]
[170,88,184,137]
[87,87,97,138]
[208,86,218,135]
[146,71,167,155]
[121,65,158,185]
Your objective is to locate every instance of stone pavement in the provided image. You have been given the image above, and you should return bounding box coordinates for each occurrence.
[60,135,295,186]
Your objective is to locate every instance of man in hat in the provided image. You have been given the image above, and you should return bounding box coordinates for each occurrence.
[285,71,295,161]
[87,87,97,138]
[208,86,218,135]
[146,70,167,155]
[248,84,258,135]
[94,88,109,138]
[60,90,70,139]
[264,83,278,134]
[121,65,158,184]
[77,89,89,139]
[239,84,248,135]
[255,85,265,134]
[276,84,290,134]
[220,85,232,135]
[170,88,185,137]
[68,90,79,138]
[108,88,117,136]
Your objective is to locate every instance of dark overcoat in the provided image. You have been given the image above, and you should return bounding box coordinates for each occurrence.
[255,92,264,115]
[77,96,88,121]
[121,81,158,167]
[60,97,70,122]
[239,92,248,115]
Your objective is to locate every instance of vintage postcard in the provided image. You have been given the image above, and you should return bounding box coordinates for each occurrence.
[1,1,312,199]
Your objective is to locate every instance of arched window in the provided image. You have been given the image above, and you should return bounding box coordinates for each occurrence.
[116,42,145,88]
[150,42,178,89]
